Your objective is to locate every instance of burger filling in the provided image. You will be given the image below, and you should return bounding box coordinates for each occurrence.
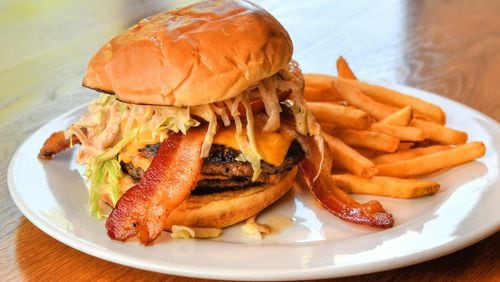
[61,61,322,218]
[121,140,305,195]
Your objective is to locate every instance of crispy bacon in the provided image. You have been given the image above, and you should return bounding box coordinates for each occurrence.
[282,121,393,228]
[105,127,206,244]
[300,154,394,228]
[38,131,80,160]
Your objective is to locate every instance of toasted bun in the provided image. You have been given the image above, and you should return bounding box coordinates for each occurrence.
[163,167,297,230]
[83,0,293,107]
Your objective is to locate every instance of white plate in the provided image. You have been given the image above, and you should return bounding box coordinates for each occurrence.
[8,83,500,280]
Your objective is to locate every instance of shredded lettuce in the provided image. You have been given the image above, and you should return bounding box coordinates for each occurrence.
[84,128,138,217]
[84,158,122,218]
[68,94,205,218]
[241,94,262,178]
[225,95,262,181]
[258,77,282,132]
[213,102,231,126]
[85,159,106,219]
[281,97,308,135]
[282,92,325,181]
[191,104,217,158]
[105,159,122,205]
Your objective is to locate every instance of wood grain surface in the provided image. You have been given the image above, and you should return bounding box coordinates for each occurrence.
[0,0,499,281]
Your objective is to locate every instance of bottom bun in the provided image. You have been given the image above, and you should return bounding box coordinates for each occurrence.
[164,167,298,231]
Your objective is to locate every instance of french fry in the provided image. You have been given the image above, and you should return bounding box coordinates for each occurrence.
[304,85,341,102]
[376,142,486,177]
[336,100,349,106]
[304,73,343,101]
[370,123,426,141]
[334,79,398,120]
[397,142,414,151]
[336,56,357,80]
[410,119,468,145]
[304,73,334,86]
[371,145,451,164]
[413,139,440,148]
[332,174,440,199]
[380,105,413,126]
[331,128,400,152]
[332,76,446,124]
[323,132,378,178]
[352,147,383,159]
[307,102,371,129]
[304,73,335,87]
[319,122,339,134]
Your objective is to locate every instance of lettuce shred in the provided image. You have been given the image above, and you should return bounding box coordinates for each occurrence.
[283,89,325,181]
[191,104,217,158]
[85,158,121,218]
[225,94,262,181]
[258,77,282,132]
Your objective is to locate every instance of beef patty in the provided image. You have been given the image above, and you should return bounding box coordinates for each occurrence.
[121,140,305,194]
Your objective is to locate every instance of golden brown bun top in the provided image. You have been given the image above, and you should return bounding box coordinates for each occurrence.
[83,0,293,106]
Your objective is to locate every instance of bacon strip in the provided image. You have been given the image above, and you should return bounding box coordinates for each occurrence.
[105,127,206,244]
[38,131,80,160]
[300,155,394,228]
[285,123,393,228]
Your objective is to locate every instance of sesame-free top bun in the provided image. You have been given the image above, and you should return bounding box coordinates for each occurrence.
[163,167,297,230]
[83,0,293,107]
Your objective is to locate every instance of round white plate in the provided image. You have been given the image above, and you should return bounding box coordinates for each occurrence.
[8,83,500,280]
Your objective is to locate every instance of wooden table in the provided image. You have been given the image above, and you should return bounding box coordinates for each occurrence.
[1,0,498,281]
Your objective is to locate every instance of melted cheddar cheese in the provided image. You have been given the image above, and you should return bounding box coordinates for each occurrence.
[118,129,164,170]
[119,125,293,169]
[212,125,292,166]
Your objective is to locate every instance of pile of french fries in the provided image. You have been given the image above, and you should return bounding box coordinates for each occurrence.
[305,57,486,199]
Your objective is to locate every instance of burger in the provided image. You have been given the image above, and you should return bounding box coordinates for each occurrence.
[39,0,322,244]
